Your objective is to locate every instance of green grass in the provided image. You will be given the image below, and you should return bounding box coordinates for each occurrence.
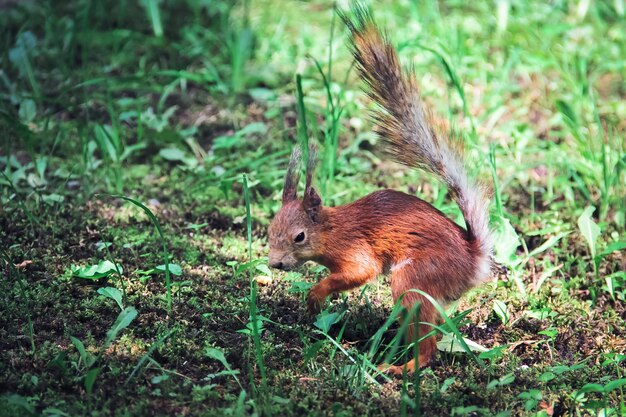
[1,0,625,416]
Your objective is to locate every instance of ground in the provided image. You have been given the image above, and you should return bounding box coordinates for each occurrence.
[0,1,625,416]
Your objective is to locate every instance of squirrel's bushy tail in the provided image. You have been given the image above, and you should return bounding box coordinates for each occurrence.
[341,5,493,281]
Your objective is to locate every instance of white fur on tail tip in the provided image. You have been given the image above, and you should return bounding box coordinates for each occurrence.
[473,252,493,284]
[436,130,494,285]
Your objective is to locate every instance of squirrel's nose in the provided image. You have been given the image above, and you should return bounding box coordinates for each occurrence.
[269,261,284,270]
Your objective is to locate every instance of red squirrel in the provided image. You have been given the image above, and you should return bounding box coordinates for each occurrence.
[268,7,495,374]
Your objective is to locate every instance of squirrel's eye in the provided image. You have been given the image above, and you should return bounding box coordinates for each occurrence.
[294,232,305,243]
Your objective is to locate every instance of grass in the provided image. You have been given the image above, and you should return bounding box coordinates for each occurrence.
[1,0,625,416]
[110,194,176,315]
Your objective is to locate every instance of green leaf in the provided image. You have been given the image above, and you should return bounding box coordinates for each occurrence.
[313,311,343,333]
[104,306,137,348]
[538,327,558,339]
[72,260,121,280]
[9,31,37,70]
[550,365,570,374]
[452,405,481,415]
[602,353,626,366]
[94,124,119,162]
[84,367,100,395]
[569,362,587,371]
[598,241,626,258]
[255,264,272,276]
[205,347,230,368]
[18,99,36,122]
[288,281,312,294]
[159,147,186,161]
[69,336,88,364]
[211,123,266,151]
[42,193,65,205]
[539,371,556,383]
[155,263,182,276]
[97,287,124,310]
[238,122,267,136]
[248,88,276,102]
[440,377,456,393]
[436,333,488,353]
[487,379,499,390]
[525,308,556,320]
[577,206,601,258]
[518,389,542,411]
[479,345,507,361]
[488,373,515,389]
[493,299,509,325]
[151,374,169,384]
[493,218,520,263]
[499,373,515,385]
[236,317,264,336]
[604,378,626,393]
[578,383,604,393]
[212,134,242,150]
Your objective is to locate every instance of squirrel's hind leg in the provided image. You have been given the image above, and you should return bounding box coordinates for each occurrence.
[379,264,440,374]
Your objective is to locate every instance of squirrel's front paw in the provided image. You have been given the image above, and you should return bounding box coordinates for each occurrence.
[378,359,417,376]
[306,287,325,314]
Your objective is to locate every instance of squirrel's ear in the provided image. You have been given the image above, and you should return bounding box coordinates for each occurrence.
[282,148,302,204]
[303,187,322,222]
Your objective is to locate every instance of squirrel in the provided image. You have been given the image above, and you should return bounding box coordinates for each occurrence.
[268,5,495,375]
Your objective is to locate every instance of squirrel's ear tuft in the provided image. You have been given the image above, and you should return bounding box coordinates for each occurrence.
[302,145,321,221]
[303,187,322,222]
[305,144,318,192]
[282,148,302,204]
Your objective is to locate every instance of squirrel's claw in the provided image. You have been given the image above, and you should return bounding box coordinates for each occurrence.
[306,288,325,314]
[377,363,408,375]
[378,358,429,376]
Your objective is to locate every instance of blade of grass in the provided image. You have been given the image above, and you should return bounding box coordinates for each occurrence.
[489,143,504,218]
[140,0,164,38]
[295,74,310,163]
[242,174,267,394]
[412,304,422,416]
[106,194,173,315]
